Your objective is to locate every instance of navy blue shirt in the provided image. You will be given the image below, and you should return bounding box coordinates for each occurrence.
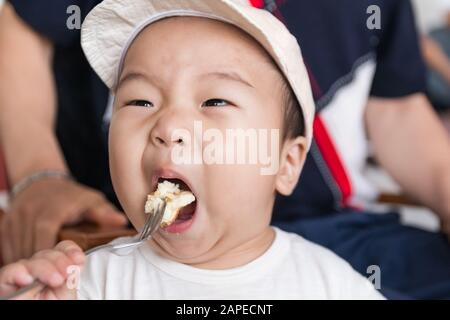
[268,0,426,220]
[8,0,426,218]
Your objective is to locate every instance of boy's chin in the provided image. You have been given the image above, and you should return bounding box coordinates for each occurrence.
[157,241,213,263]
[152,230,207,255]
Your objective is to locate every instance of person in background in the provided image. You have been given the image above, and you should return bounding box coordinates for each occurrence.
[261,0,450,299]
[412,0,450,133]
[0,0,127,266]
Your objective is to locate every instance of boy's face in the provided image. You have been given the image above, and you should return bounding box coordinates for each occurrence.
[110,17,306,266]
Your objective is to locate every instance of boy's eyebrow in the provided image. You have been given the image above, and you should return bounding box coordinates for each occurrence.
[202,71,254,88]
[117,71,158,91]
[117,70,254,90]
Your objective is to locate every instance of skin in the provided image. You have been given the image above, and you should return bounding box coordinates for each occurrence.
[366,94,450,237]
[421,35,450,86]
[0,240,84,299]
[419,34,450,137]
[0,17,307,298]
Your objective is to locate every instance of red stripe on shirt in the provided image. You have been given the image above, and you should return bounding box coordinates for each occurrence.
[313,116,352,206]
[249,0,265,8]
[248,0,352,208]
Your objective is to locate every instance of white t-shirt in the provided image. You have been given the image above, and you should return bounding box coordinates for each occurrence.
[78,228,384,300]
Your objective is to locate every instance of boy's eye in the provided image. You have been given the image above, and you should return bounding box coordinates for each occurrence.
[202,99,231,107]
[127,100,154,108]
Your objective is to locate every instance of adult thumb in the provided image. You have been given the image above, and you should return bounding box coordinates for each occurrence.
[84,203,128,227]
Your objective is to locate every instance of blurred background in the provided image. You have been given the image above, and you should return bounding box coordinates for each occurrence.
[0,0,449,299]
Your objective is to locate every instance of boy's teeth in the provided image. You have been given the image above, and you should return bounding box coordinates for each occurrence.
[145,179,196,228]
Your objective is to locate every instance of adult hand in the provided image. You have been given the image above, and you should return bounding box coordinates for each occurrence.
[1,178,128,264]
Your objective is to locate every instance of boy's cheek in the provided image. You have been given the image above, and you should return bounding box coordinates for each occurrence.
[205,165,274,210]
[109,137,147,225]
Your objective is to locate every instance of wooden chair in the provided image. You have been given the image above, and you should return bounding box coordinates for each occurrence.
[377,193,419,207]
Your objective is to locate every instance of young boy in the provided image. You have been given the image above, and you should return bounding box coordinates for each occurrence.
[0,0,383,299]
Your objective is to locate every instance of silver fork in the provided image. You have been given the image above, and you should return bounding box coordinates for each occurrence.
[85,200,166,256]
[1,201,166,300]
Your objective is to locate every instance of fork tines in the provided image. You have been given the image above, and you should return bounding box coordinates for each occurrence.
[139,201,166,241]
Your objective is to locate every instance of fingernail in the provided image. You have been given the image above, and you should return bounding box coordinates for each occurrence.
[21,274,34,284]
[70,252,85,264]
[50,273,64,286]
[67,249,81,256]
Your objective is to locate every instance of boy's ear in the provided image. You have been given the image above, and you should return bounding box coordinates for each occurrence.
[275,136,307,196]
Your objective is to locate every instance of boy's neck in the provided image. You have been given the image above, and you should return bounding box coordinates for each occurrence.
[192,227,276,270]
[151,227,276,270]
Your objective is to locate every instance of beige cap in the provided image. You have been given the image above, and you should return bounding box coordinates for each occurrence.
[81,0,315,149]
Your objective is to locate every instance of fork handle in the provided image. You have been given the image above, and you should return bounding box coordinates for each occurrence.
[0,280,44,300]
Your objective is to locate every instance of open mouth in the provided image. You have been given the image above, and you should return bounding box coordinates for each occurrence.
[157,177,197,225]
[149,175,197,233]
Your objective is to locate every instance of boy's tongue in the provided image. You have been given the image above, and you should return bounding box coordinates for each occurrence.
[151,178,197,229]
[173,201,196,223]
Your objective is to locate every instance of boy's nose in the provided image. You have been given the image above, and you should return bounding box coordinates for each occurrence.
[150,109,192,148]
[153,135,185,147]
